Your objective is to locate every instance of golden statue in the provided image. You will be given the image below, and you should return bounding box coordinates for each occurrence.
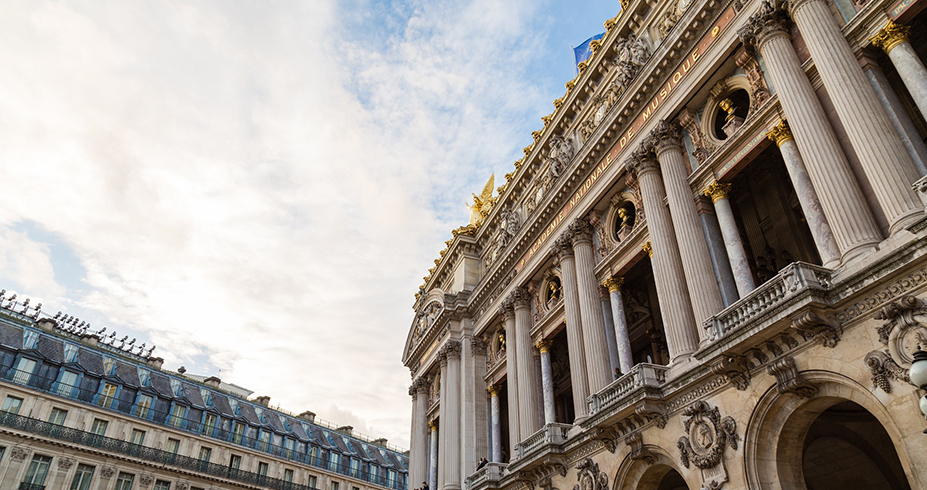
[498,332,506,351]
[548,280,561,304]
[719,98,737,122]
[467,174,497,226]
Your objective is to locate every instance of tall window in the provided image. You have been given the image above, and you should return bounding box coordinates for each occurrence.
[350,457,359,477]
[166,438,180,454]
[258,430,271,452]
[64,343,79,363]
[170,379,183,396]
[114,472,135,490]
[284,468,294,482]
[57,371,79,397]
[201,413,217,436]
[200,389,212,406]
[229,454,242,470]
[169,404,186,428]
[130,429,146,445]
[135,394,153,419]
[90,419,108,436]
[153,481,171,490]
[332,482,340,490]
[102,356,116,375]
[2,396,23,414]
[198,446,212,462]
[232,423,245,444]
[22,454,52,487]
[258,462,269,476]
[329,452,340,472]
[99,383,117,408]
[23,330,39,350]
[47,407,68,425]
[137,368,151,387]
[13,357,36,384]
[69,464,95,490]
[308,475,318,489]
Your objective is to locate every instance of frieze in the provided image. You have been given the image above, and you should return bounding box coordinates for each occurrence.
[677,401,738,490]
[836,266,927,323]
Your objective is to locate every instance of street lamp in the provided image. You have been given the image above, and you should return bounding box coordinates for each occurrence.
[910,347,927,433]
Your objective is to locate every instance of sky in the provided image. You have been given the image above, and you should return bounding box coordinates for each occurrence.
[0,0,618,449]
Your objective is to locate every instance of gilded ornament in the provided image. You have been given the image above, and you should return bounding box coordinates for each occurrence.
[466,175,497,227]
[524,144,534,156]
[532,130,542,142]
[553,97,564,109]
[566,79,576,92]
[542,113,553,125]
[536,339,553,353]
[870,20,910,54]
[766,119,793,146]
[590,39,602,52]
[577,60,589,73]
[642,241,654,257]
[488,385,499,396]
[603,276,624,292]
[703,182,732,203]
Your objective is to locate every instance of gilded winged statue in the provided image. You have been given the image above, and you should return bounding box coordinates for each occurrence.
[467,174,497,226]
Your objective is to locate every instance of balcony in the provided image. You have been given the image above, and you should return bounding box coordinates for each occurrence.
[513,423,571,461]
[465,462,506,490]
[19,484,45,490]
[586,363,668,418]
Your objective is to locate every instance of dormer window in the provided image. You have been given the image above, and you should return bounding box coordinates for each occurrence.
[170,378,183,397]
[229,398,240,415]
[137,367,151,387]
[201,389,212,406]
[103,356,116,376]
[64,343,79,363]
[23,330,39,350]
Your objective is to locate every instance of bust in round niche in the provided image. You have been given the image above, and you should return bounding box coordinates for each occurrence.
[545,276,562,307]
[614,202,637,242]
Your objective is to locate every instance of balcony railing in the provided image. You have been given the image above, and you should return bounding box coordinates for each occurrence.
[587,363,668,416]
[514,423,571,460]
[0,366,407,489]
[19,483,45,490]
[0,411,313,490]
[701,262,831,343]
[465,462,506,490]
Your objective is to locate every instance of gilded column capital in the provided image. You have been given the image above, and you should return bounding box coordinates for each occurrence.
[535,339,553,353]
[487,384,499,396]
[645,119,685,156]
[737,0,791,51]
[703,182,732,203]
[428,420,439,430]
[766,119,794,146]
[642,241,654,257]
[870,20,910,54]
[625,145,661,177]
[568,218,595,246]
[603,276,624,292]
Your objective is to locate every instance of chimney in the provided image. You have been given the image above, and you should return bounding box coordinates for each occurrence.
[336,425,353,435]
[254,396,271,407]
[36,318,56,332]
[373,438,388,446]
[204,376,221,388]
[147,357,164,370]
[299,411,316,423]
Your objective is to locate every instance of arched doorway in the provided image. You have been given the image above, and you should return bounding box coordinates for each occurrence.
[802,401,910,490]
[655,468,688,490]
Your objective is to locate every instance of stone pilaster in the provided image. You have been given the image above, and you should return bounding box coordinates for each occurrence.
[739,2,882,260]
[499,300,519,453]
[626,148,700,364]
[603,276,635,374]
[551,235,590,418]
[704,182,757,296]
[871,20,927,124]
[488,385,502,462]
[767,120,841,268]
[410,378,430,486]
[536,340,556,425]
[647,120,725,330]
[569,218,614,393]
[790,0,922,233]
[461,334,487,478]
[511,287,539,440]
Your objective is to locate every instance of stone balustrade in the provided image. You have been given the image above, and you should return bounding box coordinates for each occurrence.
[587,363,669,416]
[513,423,571,460]
[465,463,506,490]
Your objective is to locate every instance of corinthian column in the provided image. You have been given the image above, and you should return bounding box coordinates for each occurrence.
[550,235,590,418]
[499,301,519,452]
[703,182,756,296]
[789,0,922,232]
[536,340,556,425]
[488,386,502,462]
[410,378,430,486]
[569,218,614,393]
[767,120,841,267]
[441,341,461,490]
[599,285,621,379]
[626,149,700,364]
[428,421,438,490]
[738,4,882,259]
[647,121,724,329]
[603,276,634,374]
[871,20,927,123]
[511,287,540,440]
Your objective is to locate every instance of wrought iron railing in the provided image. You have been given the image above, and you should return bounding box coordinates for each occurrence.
[0,411,311,490]
[0,367,406,489]
[18,483,45,490]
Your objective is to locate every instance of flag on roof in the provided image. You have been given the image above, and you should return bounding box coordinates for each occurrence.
[573,32,606,74]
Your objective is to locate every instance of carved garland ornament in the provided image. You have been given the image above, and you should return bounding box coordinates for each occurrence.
[572,458,609,490]
[677,401,738,490]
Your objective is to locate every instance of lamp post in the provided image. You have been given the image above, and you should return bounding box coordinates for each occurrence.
[910,347,927,433]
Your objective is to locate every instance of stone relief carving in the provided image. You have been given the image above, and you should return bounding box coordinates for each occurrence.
[572,458,608,490]
[139,474,155,487]
[874,295,927,367]
[677,401,738,490]
[625,431,656,465]
[735,50,771,113]
[767,356,817,398]
[790,310,841,348]
[678,109,716,164]
[710,354,752,391]
[864,350,910,393]
[579,37,652,143]
[548,135,575,178]
[10,447,28,462]
[58,457,75,470]
[100,466,117,479]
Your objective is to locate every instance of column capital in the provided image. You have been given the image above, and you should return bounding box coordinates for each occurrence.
[870,20,910,54]
[498,298,516,320]
[551,233,575,260]
[507,286,532,309]
[535,339,553,353]
[737,0,792,51]
[645,119,685,156]
[442,340,462,360]
[487,385,499,397]
[603,276,624,292]
[766,119,794,146]
[470,335,489,354]
[625,145,661,177]
[703,181,732,203]
[428,420,439,430]
[642,241,654,257]
[568,218,595,246]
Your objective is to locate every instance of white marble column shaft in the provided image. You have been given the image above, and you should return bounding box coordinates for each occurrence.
[695,198,740,306]
[500,307,519,455]
[703,182,756,296]
[628,153,700,363]
[537,340,556,425]
[488,387,502,463]
[649,123,724,331]
[767,121,841,267]
[604,277,634,374]
[437,363,447,490]
[743,23,882,260]
[599,286,621,379]
[872,20,927,124]
[442,344,461,490]
[552,237,590,418]
[570,220,614,393]
[410,380,429,486]
[791,0,922,232]
[461,334,487,477]
[512,291,540,440]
